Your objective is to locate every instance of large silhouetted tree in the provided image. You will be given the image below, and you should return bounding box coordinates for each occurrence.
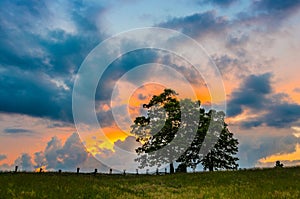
[131,89,181,173]
[131,89,239,172]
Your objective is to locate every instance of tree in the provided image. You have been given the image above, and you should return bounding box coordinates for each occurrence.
[200,123,239,171]
[131,89,239,172]
[131,89,181,173]
[275,161,283,168]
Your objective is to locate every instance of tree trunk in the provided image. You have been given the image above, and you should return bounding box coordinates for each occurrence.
[208,163,213,171]
[208,153,214,171]
[170,162,174,174]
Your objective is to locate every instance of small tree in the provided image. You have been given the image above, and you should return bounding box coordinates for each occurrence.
[275,161,283,168]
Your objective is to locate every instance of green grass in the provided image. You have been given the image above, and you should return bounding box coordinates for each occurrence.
[0,167,299,199]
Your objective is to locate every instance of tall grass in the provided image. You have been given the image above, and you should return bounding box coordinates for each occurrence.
[0,167,299,199]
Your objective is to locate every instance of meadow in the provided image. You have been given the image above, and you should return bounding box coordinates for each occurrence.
[0,167,299,199]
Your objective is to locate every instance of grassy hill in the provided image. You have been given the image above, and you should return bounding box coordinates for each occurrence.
[0,167,299,199]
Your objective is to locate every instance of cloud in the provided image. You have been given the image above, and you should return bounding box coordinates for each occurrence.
[0,68,73,122]
[251,103,300,128]
[158,11,228,38]
[0,163,11,171]
[198,0,238,7]
[55,133,88,169]
[238,134,300,168]
[47,122,73,129]
[34,151,46,168]
[92,136,141,171]
[44,136,63,169]
[227,73,300,128]
[42,133,108,171]
[96,109,115,128]
[0,154,7,161]
[14,153,34,171]
[235,0,300,30]
[95,49,159,102]
[0,0,104,74]
[0,0,298,126]
[227,73,272,117]
[1,133,109,172]
[0,0,106,123]
[225,32,249,49]
[93,49,206,128]
[211,53,249,78]
[138,93,147,100]
[4,128,34,134]
[252,0,300,16]
[114,136,140,152]
[293,88,300,93]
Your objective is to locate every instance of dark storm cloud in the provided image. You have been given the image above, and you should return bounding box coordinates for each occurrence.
[95,49,159,102]
[0,154,7,161]
[0,0,105,122]
[159,11,228,38]
[0,68,73,122]
[227,73,300,128]
[4,128,33,134]
[243,103,300,128]
[227,73,272,117]
[0,0,104,74]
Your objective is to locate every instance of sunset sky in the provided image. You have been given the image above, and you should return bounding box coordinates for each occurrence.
[1,0,300,172]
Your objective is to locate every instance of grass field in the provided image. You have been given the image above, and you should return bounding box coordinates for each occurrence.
[0,167,299,199]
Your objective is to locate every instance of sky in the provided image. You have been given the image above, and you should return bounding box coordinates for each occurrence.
[1,0,300,172]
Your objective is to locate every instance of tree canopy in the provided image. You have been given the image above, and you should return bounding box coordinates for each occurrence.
[131,89,239,172]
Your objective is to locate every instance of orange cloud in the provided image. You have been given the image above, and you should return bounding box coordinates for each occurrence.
[82,124,130,155]
[259,144,300,164]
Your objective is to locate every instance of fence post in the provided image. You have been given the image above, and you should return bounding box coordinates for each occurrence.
[94,168,97,175]
[14,166,18,173]
[123,169,126,175]
[165,168,167,174]
[109,168,112,174]
[136,169,138,175]
[156,168,159,175]
[77,167,80,174]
